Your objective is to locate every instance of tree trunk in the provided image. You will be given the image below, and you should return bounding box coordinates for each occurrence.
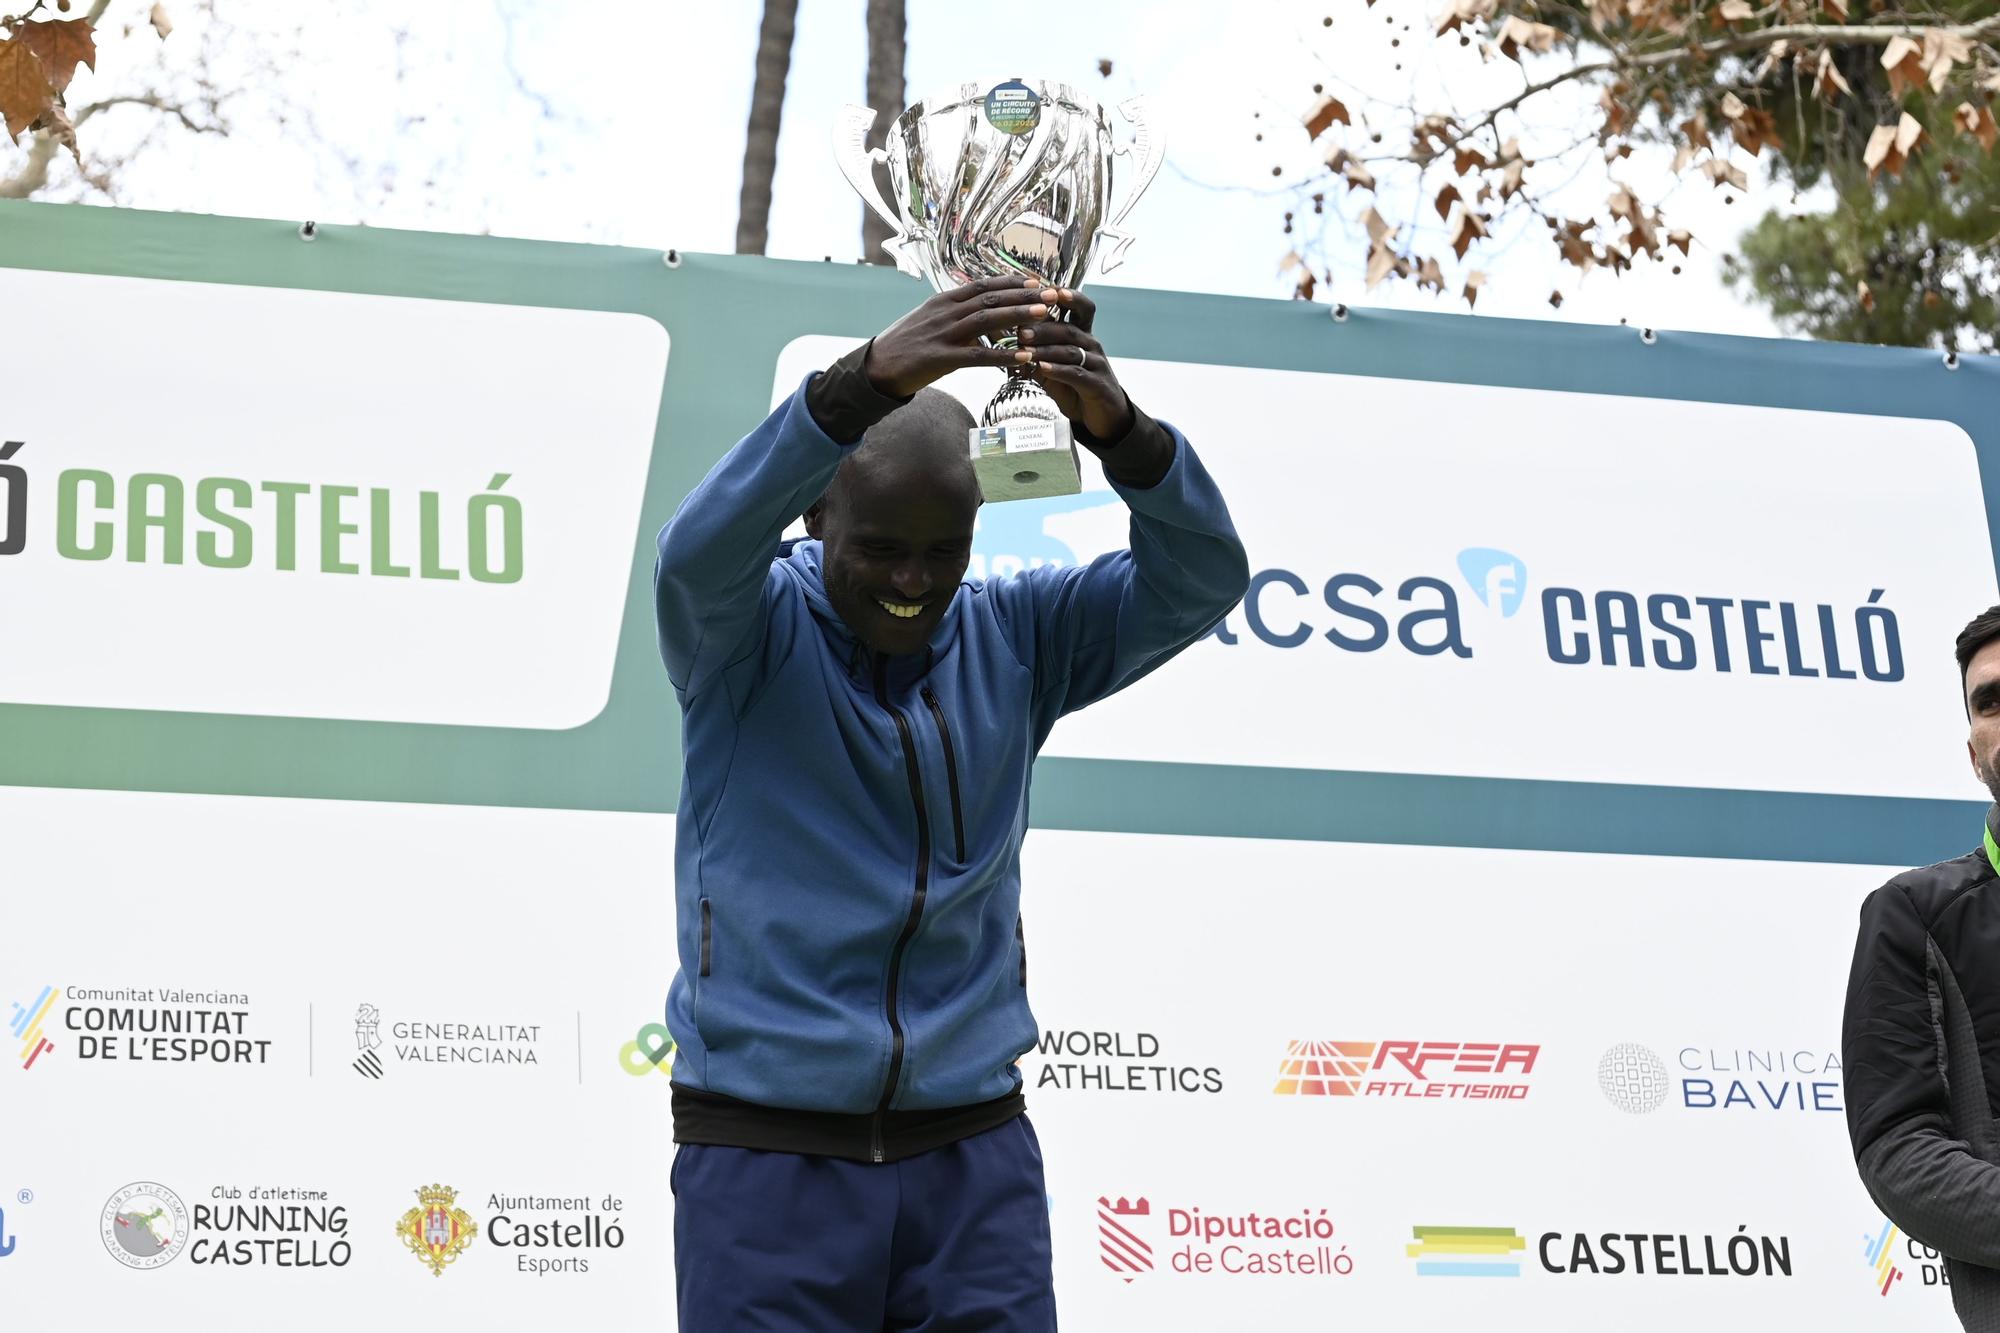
[735,0,798,256]
[861,0,906,265]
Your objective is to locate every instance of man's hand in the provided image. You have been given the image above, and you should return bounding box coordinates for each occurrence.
[1019,287,1135,444]
[865,275,1053,399]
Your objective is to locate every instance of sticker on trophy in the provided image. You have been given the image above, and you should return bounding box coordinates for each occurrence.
[983,80,1041,136]
[974,426,1009,458]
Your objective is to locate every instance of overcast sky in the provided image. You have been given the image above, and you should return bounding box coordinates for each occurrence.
[40,0,1786,338]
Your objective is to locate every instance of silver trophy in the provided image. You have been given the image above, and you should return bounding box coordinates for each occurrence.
[835,79,1164,501]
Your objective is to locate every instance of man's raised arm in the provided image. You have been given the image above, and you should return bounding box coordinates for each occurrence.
[653,276,1044,697]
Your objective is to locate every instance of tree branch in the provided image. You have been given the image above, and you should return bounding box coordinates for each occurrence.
[1450,12,2000,149]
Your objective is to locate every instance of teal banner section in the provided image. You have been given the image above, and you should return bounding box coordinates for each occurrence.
[2,198,1996,866]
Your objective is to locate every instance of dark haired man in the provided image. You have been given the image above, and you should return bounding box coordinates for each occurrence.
[1844,603,2000,1332]
[653,275,1249,1330]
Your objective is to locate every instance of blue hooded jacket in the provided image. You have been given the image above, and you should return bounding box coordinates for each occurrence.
[654,373,1248,1127]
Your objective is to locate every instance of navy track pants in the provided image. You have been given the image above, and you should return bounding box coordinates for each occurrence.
[672,1115,1057,1331]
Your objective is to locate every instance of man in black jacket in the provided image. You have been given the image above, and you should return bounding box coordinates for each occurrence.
[1844,603,2000,1332]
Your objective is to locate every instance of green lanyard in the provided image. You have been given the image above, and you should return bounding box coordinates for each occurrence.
[1985,821,2000,878]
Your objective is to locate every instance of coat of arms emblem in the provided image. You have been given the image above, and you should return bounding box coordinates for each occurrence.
[398,1183,475,1275]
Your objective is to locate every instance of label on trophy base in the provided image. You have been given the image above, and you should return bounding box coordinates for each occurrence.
[968,420,1081,502]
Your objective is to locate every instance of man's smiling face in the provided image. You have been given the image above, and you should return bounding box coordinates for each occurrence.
[805,395,981,659]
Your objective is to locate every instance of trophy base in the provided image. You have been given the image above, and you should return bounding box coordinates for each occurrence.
[968,417,1082,502]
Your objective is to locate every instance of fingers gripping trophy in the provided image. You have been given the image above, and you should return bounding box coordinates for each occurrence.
[835,79,1164,501]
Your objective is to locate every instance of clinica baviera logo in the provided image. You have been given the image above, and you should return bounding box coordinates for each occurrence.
[1598,1043,1842,1115]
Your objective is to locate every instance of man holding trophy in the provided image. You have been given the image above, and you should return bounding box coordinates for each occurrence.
[653,79,1246,1330]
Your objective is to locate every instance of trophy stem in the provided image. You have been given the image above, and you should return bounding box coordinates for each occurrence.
[968,364,1082,502]
[981,367,1062,429]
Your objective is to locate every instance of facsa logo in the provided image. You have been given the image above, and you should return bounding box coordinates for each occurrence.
[1273,1039,1539,1100]
[1457,548,1528,618]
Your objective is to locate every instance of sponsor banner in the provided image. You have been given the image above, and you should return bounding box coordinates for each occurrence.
[772,338,1997,802]
[0,268,669,729]
[0,790,1959,1326]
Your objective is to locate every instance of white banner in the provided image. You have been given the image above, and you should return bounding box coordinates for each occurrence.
[777,337,1996,801]
[0,785,1953,1327]
[0,270,669,729]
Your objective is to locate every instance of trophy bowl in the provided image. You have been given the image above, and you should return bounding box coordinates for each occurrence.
[836,79,1163,501]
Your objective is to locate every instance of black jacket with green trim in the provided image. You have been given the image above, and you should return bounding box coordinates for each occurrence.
[1843,808,2000,1331]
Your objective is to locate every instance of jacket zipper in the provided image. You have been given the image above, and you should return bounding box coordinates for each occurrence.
[920,686,966,862]
[1016,914,1027,985]
[699,899,712,977]
[873,655,931,1163]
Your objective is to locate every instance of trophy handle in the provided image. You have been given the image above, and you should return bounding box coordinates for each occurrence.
[833,104,918,270]
[1096,95,1165,275]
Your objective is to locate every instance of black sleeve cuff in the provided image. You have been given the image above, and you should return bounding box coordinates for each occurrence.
[806,339,913,445]
[1078,400,1176,490]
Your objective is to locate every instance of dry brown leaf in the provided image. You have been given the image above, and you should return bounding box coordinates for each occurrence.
[1815,49,1852,99]
[1295,270,1317,301]
[1821,0,1847,18]
[1365,241,1399,290]
[1668,228,1692,254]
[1923,289,1942,309]
[0,38,53,142]
[1671,142,1696,173]
[1548,290,1565,309]
[1558,220,1597,272]
[1434,182,1462,220]
[1923,30,1973,95]
[1864,111,1928,178]
[1716,0,1754,20]
[1857,278,1874,312]
[1701,156,1749,189]
[1955,100,1999,152]
[1881,36,1926,100]
[1278,250,1305,275]
[1362,207,1396,244]
[1342,157,1377,192]
[1500,156,1528,199]
[1435,0,1498,35]
[1447,205,1489,259]
[1730,106,1782,156]
[1453,146,1490,175]
[1599,87,1632,136]
[1303,94,1350,140]
[150,3,174,39]
[1463,270,1487,308]
[1679,115,1711,152]
[1417,256,1446,292]
[1497,15,1561,58]
[14,18,95,95]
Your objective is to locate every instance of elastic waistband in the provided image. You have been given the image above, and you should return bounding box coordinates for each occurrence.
[671,1083,1025,1164]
